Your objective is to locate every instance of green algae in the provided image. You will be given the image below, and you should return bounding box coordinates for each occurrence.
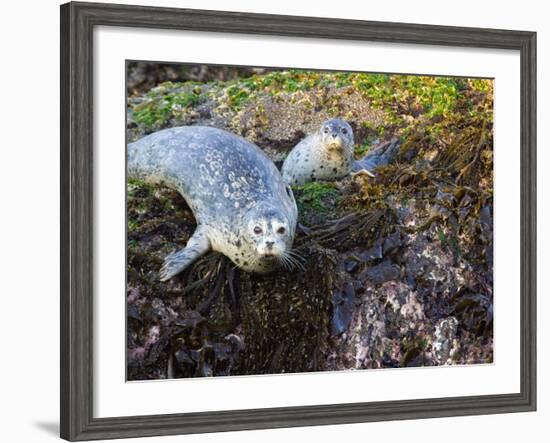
[293,182,340,214]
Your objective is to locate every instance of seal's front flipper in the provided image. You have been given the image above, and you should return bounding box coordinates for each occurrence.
[159,226,211,281]
[351,167,375,178]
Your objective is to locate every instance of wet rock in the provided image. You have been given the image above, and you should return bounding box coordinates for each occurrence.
[382,231,402,255]
[359,242,383,263]
[344,257,360,273]
[127,304,141,322]
[433,317,459,364]
[382,353,400,368]
[175,310,206,329]
[480,205,492,226]
[225,333,245,351]
[127,287,140,304]
[362,260,400,285]
[399,292,425,328]
[484,243,494,269]
[175,348,194,366]
[405,270,417,290]
[402,346,423,367]
[453,293,493,337]
[331,283,356,336]
[191,346,215,377]
[383,281,410,313]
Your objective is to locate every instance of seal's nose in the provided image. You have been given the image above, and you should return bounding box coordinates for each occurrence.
[265,241,274,249]
[331,133,338,138]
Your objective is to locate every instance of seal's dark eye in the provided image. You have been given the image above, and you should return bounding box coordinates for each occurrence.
[323,127,330,134]
[277,227,286,235]
[253,226,262,234]
[341,128,348,135]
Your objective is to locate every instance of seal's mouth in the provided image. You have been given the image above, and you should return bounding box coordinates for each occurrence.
[256,240,285,259]
[259,252,280,261]
[328,139,344,150]
[253,253,283,274]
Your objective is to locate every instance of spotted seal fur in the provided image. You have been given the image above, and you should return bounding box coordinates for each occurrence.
[281,118,375,186]
[128,126,298,281]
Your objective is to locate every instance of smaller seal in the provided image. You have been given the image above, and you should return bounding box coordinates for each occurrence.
[281,118,375,186]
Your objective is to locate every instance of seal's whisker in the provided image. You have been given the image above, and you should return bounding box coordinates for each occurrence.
[286,251,304,267]
[284,255,297,271]
[280,256,292,271]
[292,260,306,272]
[280,254,294,271]
[283,252,305,272]
[287,255,300,271]
[287,249,306,263]
[249,256,259,268]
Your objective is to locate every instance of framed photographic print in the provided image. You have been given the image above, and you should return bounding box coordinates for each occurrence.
[60,1,537,441]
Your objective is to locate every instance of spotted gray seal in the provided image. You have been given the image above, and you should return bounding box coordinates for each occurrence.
[128,126,298,281]
[281,118,375,186]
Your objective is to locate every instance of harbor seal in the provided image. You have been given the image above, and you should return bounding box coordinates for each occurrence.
[128,126,298,281]
[281,118,375,186]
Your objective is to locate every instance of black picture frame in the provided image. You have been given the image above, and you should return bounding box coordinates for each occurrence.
[60,1,537,441]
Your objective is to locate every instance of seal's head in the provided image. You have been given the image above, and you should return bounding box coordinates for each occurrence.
[319,118,354,152]
[241,204,295,273]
